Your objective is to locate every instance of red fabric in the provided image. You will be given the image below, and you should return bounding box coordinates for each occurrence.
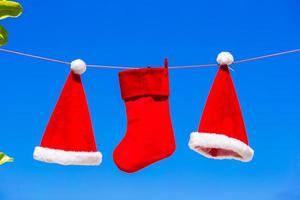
[198,65,249,157]
[119,68,170,100]
[114,67,176,173]
[40,72,97,152]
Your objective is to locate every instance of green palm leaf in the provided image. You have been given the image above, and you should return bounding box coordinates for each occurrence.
[0,152,13,165]
[0,0,23,20]
[0,0,22,46]
[0,24,8,45]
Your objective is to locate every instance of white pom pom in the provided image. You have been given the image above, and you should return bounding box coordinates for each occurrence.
[216,52,234,65]
[70,59,86,75]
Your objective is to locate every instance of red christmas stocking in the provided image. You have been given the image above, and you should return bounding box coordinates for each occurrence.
[113,63,176,173]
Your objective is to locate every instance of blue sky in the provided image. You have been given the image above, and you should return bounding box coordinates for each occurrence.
[1,0,300,199]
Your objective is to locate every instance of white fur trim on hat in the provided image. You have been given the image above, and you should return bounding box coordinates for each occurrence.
[216,52,234,65]
[71,59,87,75]
[188,132,254,162]
[33,146,102,166]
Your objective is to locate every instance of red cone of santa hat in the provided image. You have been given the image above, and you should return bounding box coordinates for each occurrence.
[188,52,254,162]
[33,59,102,165]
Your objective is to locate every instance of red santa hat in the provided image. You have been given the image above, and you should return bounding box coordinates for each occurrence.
[188,52,254,162]
[33,59,102,165]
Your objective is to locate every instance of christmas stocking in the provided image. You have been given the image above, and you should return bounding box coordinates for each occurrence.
[113,61,176,173]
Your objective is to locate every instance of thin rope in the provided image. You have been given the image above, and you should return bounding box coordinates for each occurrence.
[0,48,132,69]
[0,48,71,65]
[233,48,300,64]
[168,63,218,69]
[86,64,137,69]
[0,48,300,69]
[169,48,300,69]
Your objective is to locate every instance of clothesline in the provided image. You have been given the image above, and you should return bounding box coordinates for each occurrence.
[0,48,300,69]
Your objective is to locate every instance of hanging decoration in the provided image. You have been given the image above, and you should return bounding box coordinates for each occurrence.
[0,47,299,171]
[188,52,254,162]
[113,59,176,173]
[33,60,102,166]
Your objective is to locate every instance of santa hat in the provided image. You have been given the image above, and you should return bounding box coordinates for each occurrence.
[33,59,102,166]
[188,52,254,162]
